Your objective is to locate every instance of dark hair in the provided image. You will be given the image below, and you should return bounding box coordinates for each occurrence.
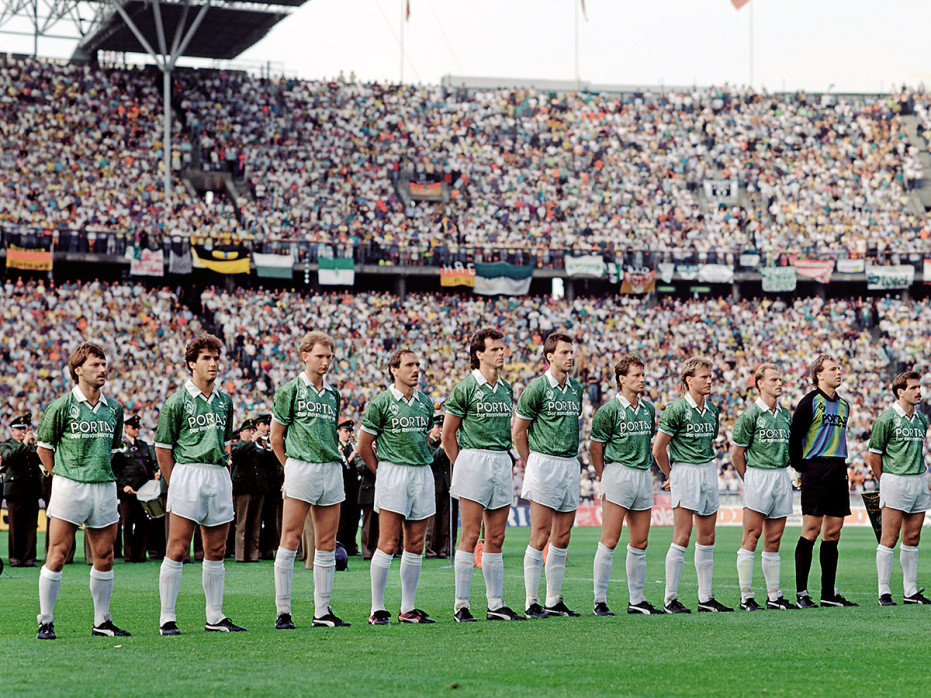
[810,354,837,387]
[614,354,644,386]
[892,371,921,400]
[184,334,224,374]
[68,343,106,382]
[387,349,416,382]
[543,332,573,363]
[469,328,504,370]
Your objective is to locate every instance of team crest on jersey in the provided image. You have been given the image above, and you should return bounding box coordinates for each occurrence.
[757,417,767,429]
[684,410,692,421]
[298,384,307,400]
[69,403,80,420]
[389,402,400,416]
[184,400,195,416]
[545,388,554,401]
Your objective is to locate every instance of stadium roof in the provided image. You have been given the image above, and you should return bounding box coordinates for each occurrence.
[78,0,296,61]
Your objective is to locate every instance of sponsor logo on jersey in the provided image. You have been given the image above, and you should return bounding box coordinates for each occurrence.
[186,412,228,430]
[546,400,580,417]
[756,428,790,443]
[68,420,116,436]
[390,415,429,433]
[476,400,511,417]
[296,400,337,420]
[820,413,847,427]
[684,421,716,436]
[893,426,926,441]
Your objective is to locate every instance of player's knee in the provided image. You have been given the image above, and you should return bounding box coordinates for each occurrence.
[903,533,921,547]
[459,532,480,550]
[601,534,621,549]
[485,531,505,550]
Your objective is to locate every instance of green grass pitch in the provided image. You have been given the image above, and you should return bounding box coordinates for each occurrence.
[1,526,929,696]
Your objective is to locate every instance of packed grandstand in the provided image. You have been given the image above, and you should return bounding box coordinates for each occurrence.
[1,56,930,500]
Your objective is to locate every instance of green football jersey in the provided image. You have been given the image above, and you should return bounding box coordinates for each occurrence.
[589,395,656,470]
[515,370,584,459]
[731,398,792,470]
[272,373,342,463]
[445,369,513,452]
[36,387,124,483]
[657,394,719,465]
[361,386,433,466]
[868,403,928,476]
[155,380,234,467]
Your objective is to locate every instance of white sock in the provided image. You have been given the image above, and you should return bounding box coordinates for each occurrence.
[454,549,474,611]
[761,552,781,601]
[399,551,422,614]
[202,560,225,625]
[593,542,615,604]
[89,568,114,626]
[695,544,715,603]
[369,548,393,614]
[664,543,686,604]
[274,547,298,615]
[544,545,568,608]
[877,544,894,596]
[158,558,183,626]
[482,551,504,610]
[900,544,919,597]
[626,545,647,605]
[737,548,755,601]
[38,565,62,625]
[313,549,336,618]
[524,546,544,608]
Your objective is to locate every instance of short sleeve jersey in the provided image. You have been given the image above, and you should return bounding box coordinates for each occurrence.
[36,387,124,483]
[731,398,792,470]
[361,386,433,466]
[155,380,234,467]
[272,374,341,463]
[589,395,655,470]
[657,394,719,465]
[868,404,929,476]
[445,369,513,451]
[515,371,584,459]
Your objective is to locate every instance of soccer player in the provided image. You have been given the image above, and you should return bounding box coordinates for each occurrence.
[867,371,931,606]
[789,354,857,608]
[270,331,349,629]
[731,362,798,611]
[443,328,524,622]
[590,354,662,616]
[652,356,732,613]
[155,334,245,635]
[513,332,585,618]
[358,349,437,625]
[35,343,129,640]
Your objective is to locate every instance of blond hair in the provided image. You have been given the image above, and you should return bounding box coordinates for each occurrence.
[680,356,713,390]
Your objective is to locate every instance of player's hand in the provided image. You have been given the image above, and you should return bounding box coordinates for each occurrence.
[155,472,161,480]
[123,485,135,495]
[662,480,671,491]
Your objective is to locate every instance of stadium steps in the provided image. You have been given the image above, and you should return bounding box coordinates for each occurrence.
[900,115,931,210]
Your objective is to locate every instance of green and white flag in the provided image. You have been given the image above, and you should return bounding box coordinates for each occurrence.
[564,255,606,278]
[473,262,534,296]
[761,266,797,292]
[254,252,295,279]
[318,256,355,286]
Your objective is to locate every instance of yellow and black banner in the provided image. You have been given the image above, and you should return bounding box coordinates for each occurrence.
[192,244,251,274]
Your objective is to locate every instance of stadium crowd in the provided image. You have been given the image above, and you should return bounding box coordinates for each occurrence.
[3,279,929,501]
[3,57,931,259]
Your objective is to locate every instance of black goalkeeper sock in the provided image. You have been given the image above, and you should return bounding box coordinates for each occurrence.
[795,536,815,594]
[820,540,839,598]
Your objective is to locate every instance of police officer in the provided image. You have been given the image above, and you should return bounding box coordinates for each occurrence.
[1,413,43,567]
[255,414,283,559]
[111,414,160,562]
[425,415,455,558]
[336,419,364,556]
[230,418,266,562]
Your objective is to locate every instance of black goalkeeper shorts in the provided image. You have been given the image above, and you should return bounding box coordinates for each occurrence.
[799,461,851,518]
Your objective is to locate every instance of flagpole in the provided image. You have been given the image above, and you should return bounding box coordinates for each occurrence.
[400,0,405,84]
[574,0,580,91]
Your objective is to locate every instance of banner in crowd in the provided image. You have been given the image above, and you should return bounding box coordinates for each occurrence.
[564,254,606,278]
[836,258,865,274]
[129,248,164,277]
[408,181,443,200]
[440,262,475,287]
[168,249,192,274]
[6,242,53,271]
[794,259,834,284]
[253,252,295,279]
[866,264,915,290]
[473,262,534,296]
[738,253,760,268]
[192,244,251,274]
[620,266,656,294]
[761,266,797,292]
[924,259,931,285]
[657,262,675,283]
[675,264,699,280]
[697,263,734,283]
[318,256,355,285]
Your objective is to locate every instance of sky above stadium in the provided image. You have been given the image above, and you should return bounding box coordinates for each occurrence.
[9,0,931,92]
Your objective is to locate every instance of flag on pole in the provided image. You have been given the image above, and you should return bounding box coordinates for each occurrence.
[794,259,835,284]
[473,262,534,296]
[731,0,750,8]
[253,252,295,279]
[192,244,251,274]
[318,256,355,286]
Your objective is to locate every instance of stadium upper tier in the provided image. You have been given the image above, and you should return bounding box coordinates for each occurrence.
[1,56,929,256]
[0,280,926,493]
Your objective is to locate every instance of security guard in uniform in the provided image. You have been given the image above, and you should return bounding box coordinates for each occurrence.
[336,419,364,556]
[1,413,43,566]
[111,414,159,562]
[255,414,283,559]
[230,418,266,562]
